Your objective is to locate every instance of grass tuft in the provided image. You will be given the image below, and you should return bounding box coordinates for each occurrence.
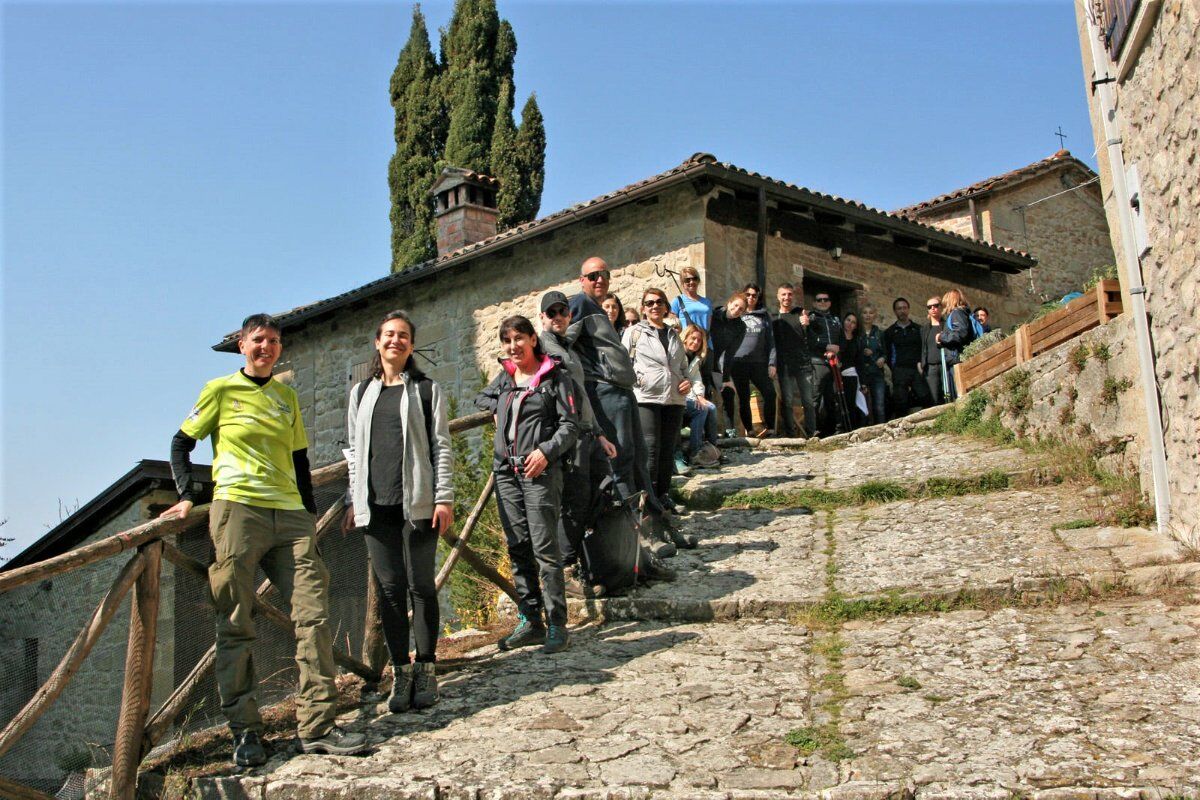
[896,675,922,690]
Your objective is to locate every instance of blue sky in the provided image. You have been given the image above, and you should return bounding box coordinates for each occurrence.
[2,1,1094,557]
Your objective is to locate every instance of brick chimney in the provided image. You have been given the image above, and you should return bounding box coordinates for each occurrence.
[431,167,500,257]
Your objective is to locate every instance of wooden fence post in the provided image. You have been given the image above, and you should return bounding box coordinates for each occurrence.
[110,540,162,800]
[1014,325,1031,364]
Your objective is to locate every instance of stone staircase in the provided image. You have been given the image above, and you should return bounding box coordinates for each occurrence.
[179,432,1200,799]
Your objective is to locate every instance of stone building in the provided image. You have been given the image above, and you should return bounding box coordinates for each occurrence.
[895,150,1115,303]
[1075,0,1199,544]
[211,154,1043,466]
[0,461,367,791]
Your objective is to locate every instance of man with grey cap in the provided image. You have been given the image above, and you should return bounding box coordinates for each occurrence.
[541,290,676,587]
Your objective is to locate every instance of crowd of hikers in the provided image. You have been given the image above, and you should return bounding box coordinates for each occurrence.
[157,255,986,767]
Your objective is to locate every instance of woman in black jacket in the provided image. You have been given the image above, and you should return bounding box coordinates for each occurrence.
[476,315,579,655]
[709,291,748,437]
[838,312,867,429]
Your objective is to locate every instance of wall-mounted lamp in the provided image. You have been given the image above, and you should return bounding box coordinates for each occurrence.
[828,246,843,261]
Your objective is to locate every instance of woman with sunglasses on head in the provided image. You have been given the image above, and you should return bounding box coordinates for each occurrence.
[622,289,697,534]
[726,283,778,437]
[345,310,454,713]
[476,315,579,654]
[668,267,713,332]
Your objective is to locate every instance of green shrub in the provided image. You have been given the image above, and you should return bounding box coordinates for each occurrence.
[1067,344,1089,373]
[961,329,1006,360]
[1091,342,1111,363]
[1100,376,1132,406]
[1083,264,1118,291]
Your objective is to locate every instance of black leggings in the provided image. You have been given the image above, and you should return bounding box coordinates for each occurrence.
[363,504,439,664]
[637,403,684,501]
[727,360,776,433]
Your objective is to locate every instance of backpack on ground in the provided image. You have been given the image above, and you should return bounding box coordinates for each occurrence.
[583,473,640,592]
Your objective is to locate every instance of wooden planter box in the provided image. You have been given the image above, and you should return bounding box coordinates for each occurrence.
[955,280,1122,394]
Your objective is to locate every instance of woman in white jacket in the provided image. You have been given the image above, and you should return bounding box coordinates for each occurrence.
[622,288,694,525]
[343,310,454,714]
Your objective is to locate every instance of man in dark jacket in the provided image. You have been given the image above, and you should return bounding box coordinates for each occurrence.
[565,256,687,555]
[773,283,815,438]
[882,297,931,417]
[805,292,844,436]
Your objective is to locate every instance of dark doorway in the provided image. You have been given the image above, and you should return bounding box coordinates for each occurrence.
[800,275,858,319]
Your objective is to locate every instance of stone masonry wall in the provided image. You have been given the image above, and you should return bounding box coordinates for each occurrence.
[703,217,1031,331]
[279,185,707,465]
[0,490,178,790]
[971,314,1149,484]
[1076,1,1200,545]
[913,171,1115,312]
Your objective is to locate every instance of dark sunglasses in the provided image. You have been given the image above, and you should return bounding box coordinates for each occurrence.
[682,277,699,284]
[643,298,667,307]
[582,270,611,282]
[545,306,569,319]
[815,296,831,302]
[927,303,942,309]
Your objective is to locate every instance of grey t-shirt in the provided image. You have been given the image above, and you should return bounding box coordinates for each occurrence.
[368,384,405,506]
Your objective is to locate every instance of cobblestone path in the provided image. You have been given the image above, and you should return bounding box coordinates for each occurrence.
[190,433,1200,799]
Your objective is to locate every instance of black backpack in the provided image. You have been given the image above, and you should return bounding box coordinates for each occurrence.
[355,375,436,467]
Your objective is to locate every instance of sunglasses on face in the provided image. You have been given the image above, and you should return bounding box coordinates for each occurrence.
[545,306,569,319]
[927,303,941,309]
[582,270,611,282]
[683,277,699,284]
[643,298,667,308]
[815,297,831,303]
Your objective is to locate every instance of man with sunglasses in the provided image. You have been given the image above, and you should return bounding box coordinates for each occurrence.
[566,257,686,554]
[804,292,845,436]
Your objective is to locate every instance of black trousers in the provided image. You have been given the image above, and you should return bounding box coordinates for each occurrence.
[558,434,608,576]
[637,403,684,502]
[730,360,776,433]
[810,360,844,436]
[586,380,664,514]
[363,504,439,664]
[842,375,863,429]
[890,365,931,418]
[495,466,567,626]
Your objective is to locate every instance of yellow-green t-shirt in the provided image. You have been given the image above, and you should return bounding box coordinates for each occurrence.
[181,371,308,510]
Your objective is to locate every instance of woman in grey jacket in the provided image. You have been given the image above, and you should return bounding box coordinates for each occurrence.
[623,288,695,529]
[344,310,454,714]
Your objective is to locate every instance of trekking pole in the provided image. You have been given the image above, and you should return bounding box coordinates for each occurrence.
[939,346,950,401]
[827,353,853,433]
[654,263,692,327]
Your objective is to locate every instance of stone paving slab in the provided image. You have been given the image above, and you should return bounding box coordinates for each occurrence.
[677,434,1040,503]
[834,486,1120,598]
[577,508,826,622]
[838,598,1200,797]
[205,621,825,799]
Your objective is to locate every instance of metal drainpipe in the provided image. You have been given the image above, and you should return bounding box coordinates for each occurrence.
[1081,4,1172,533]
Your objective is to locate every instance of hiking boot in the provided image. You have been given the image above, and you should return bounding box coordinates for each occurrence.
[669,528,699,549]
[640,522,676,559]
[498,614,546,651]
[232,730,267,768]
[640,551,677,582]
[723,428,737,439]
[388,663,413,713]
[542,625,570,654]
[411,661,438,709]
[564,564,606,598]
[673,454,691,476]
[298,726,368,756]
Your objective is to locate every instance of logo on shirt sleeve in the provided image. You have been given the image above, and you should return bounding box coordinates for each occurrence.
[186,406,202,423]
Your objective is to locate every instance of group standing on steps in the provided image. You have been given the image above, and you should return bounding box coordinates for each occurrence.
[159,258,983,768]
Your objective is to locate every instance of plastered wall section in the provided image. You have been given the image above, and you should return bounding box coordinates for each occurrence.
[278,185,708,465]
[0,491,177,788]
[1076,1,1200,545]
[703,218,1028,331]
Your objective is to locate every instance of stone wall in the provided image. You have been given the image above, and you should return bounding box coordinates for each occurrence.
[913,170,1115,311]
[970,314,1149,481]
[0,490,178,791]
[1076,1,1200,545]
[280,185,707,465]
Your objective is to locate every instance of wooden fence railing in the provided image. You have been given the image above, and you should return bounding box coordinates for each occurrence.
[0,410,503,800]
[954,279,1122,394]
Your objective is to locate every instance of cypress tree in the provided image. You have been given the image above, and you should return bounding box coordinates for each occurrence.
[441,0,500,168]
[443,65,493,173]
[490,79,522,230]
[389,6,444,271]
[514,93,546,223]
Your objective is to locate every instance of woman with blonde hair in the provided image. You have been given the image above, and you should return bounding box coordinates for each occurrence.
[680,323,720,465]
[936,287,977,400]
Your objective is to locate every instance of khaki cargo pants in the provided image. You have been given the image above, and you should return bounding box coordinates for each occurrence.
[208,499,338,739]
